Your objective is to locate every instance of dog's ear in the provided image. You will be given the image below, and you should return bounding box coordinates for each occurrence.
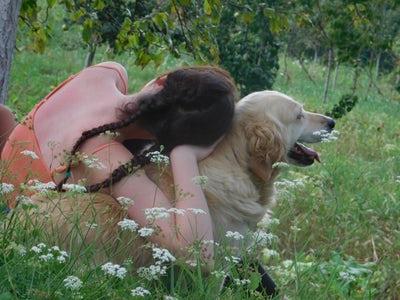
[245,120,285,182]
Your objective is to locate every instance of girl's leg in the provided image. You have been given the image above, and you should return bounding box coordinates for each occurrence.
[0,105,17,154]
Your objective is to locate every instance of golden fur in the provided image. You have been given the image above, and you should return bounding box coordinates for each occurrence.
[23,91,333,265]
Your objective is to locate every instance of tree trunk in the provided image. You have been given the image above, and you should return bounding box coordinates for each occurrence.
[84,43,97,68]
[0,0,22,105]
[375,51,381,80]
[332,62,339,89]
[323,48,333,103]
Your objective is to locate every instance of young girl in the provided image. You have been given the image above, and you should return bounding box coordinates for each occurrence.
[0,62,237,260]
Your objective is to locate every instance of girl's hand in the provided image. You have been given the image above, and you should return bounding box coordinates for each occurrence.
[171,136,224,161]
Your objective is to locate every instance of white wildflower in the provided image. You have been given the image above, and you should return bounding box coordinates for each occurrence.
[274,178,305,189]
[192,175,208,187]
[202,240,220,246]
[257,215,280,229]
[117,218,139,232]
[59,250,69,258]
[37,243,46,249]
[272,161,290,168]
[20,150,39,160]
[290,225,301,232]
[51,246,60,252]
[85,222,98,229]
[137,264,167,280]
[57,255,67,263]
[187,208,206,215]
[117,196,134,209]
[252,230,276,247]
[0,183,14,195]
[144,207,170,221]
[138,227,154,237]
[211,270,226,278]
[63,276,83,290]
[152,247,176,264]
[15,244,27,256]
[167,208,185,215]
[81,154,106,170]
[30,246,42,254]
[339,271,356,282]
[131,287,151,297]
[101,262,127,279]
[145,150,170,165]
[62,183,86,193]
[186,259,197,267]
[233,278,250,286]
[16,195,34,206]
[100,130,120,138]
[27,180,56,193]
[282,259,294,269]
[225,231,244,240]
[164,296,178,300]
[39,253,54,262]
[224,256,241,264]
[262,248,280,261]
[396,176,400,183]
[313,129,340,142]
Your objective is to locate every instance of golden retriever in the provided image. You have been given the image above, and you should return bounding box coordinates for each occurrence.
[24,90,335,265]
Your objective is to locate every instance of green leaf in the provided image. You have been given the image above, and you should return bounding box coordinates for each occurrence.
[204,0,212,15]
[94,0,106,10]
[47,0,56,8]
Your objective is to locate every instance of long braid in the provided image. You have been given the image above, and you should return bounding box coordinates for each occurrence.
[85,143,160,192]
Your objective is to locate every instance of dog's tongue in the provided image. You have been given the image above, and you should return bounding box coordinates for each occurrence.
[297,143,321,162]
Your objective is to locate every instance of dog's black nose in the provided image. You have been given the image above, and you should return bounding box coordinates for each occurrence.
[327,118,335,129]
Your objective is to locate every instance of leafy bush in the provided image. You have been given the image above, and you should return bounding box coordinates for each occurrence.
[216,3,279,96]
[326,94,358,119]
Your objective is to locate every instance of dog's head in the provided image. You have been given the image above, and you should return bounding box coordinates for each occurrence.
[237,91,335,181]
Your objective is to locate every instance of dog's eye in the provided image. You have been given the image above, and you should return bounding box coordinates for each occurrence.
[296,113,304,120]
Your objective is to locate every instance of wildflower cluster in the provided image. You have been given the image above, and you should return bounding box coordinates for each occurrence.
[252,230,276,247]
[30,243,69,263]
[145,150,170,166]
[191,175,208,187]
[101,262,127,279]
[138,227,154,237]
[16,195,34,206]
[62,183,87,193]
[117,196,134,209]
[224,256,241,264]
[137,247,176,280]
[26,180,56,193]
[144,207,170,221]
[117,218,139,232]
[187,208,206,215]
[313,129,340,142]
[63,275,83,291]
[81,153,106,170]
[257,215,280,230]
[100,130,120,138]
[0,183,14,195]
[274,178,306,189]
[272,161,290,169]
[225,231,244,240]
[131,287,151,297]
[20,150,39,160]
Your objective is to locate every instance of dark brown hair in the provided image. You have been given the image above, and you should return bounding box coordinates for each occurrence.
[56,66,237,192]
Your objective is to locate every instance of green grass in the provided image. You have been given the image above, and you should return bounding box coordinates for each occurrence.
[1,19,400,299]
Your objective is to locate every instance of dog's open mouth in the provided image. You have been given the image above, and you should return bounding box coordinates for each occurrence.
[288,142,320,166]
